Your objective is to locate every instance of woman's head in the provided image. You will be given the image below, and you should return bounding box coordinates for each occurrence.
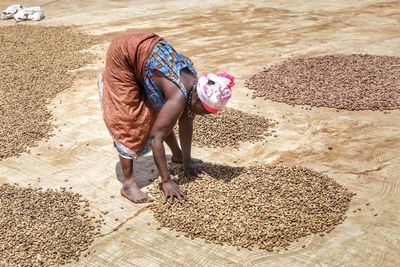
[192,72,235,115]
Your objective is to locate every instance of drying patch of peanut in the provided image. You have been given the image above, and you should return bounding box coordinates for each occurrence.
[150,163,353,251]
[177,108,275,148]
[246,54,400,111]
[0,25,95,160]
[0,183,101,266]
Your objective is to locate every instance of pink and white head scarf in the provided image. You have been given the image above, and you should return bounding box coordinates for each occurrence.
[196,72,235,113]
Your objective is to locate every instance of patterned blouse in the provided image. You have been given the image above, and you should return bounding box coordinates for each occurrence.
[143,41,197,112]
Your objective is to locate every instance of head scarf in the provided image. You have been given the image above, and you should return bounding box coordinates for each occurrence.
[196,72,235,113]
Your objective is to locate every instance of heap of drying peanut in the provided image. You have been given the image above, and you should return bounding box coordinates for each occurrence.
[0,25,95,160]
[246,54,400,111]
[175,107,275,148]
[0,183,101,266]
[150,163,353,251]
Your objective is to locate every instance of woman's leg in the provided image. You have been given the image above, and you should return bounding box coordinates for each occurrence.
[100,74,151,203]
[165,131,183,163]
[119,155,152,203]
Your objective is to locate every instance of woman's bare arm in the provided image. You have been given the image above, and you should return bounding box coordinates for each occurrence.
[178,112,201,176]
[150,76,188,201]
[150,93,184,182]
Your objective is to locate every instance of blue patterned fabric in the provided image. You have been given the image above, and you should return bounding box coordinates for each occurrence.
[143,41,197,112]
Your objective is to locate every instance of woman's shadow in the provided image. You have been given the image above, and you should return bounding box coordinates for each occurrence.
[115,155,245,189]
[115,155,158,189]
[169,161,245,185]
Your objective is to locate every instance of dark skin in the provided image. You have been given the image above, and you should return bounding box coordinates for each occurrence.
[120,68,210,203]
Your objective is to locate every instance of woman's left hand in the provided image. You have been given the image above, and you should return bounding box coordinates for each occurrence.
[184,160,202,177]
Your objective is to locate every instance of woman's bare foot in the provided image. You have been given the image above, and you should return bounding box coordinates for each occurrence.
[121,181,153,203]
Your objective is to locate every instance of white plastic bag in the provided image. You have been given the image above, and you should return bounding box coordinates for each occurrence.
[1,4,23,20]
[14,6,44,22]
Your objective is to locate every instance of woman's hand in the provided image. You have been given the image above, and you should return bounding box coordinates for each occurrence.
[162,180,187,203]
[184,160,202,177]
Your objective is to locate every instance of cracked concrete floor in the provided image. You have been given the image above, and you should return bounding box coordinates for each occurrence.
[0,0,399,266]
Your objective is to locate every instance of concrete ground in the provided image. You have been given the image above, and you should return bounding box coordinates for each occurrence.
[0,0,399,266]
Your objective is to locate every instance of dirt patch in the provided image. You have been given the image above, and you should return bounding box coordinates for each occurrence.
[0,183,101,266]
[150,163,353,251]
[177,108,275,148]
[246,54,400,111]
[0,25,95,160]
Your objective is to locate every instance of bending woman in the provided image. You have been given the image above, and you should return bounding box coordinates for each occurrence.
[98,31,234,203]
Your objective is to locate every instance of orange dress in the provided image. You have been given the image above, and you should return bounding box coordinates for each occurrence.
[101,31,162,158]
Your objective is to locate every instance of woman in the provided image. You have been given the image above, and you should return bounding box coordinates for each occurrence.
[98,30,234,203]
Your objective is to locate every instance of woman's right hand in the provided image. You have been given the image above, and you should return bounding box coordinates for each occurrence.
[162,180,187,203]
